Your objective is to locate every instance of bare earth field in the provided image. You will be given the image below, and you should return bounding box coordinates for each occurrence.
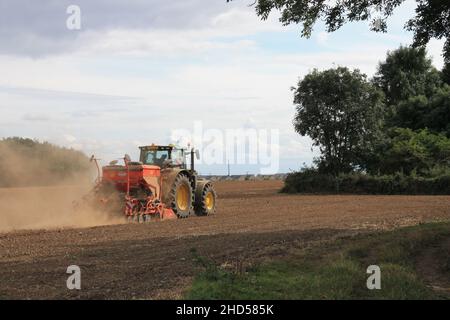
[0,180,449,299]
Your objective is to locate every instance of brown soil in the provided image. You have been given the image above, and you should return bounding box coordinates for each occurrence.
[0,180,449,299]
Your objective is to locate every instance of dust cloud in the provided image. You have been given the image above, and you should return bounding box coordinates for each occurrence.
[0,143,123,233]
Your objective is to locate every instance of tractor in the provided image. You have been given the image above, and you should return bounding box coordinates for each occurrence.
[88,144,217,221]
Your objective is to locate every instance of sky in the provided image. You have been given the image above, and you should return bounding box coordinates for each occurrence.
[0,0,446,175]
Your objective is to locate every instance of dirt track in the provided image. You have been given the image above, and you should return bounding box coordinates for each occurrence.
[1,180,450,299]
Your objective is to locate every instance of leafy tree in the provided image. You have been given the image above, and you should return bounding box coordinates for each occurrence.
[373,46,441,107]
[368,128,450,175]
[406,0,450,61]
[227,0,450,60]
[293,67,384,175]
[426,84,450,137]
[443,61,450,85]
[386,85,450,137]
[391,95,428,131]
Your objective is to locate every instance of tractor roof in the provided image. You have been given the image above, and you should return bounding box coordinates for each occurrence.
[139,144,185,151]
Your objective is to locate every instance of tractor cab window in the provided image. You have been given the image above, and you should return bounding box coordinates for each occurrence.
[143,150,169,166]
[171,149,184,166]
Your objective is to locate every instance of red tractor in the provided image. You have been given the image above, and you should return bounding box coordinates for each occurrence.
[88,144,217,222]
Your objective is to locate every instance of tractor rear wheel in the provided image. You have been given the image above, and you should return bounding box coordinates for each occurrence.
[170,174,194,218]
[195,182,217,216]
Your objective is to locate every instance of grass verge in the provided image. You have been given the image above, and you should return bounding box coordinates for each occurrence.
[185,222,450,300]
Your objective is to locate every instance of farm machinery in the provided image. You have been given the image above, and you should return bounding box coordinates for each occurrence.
[86,144,217,221]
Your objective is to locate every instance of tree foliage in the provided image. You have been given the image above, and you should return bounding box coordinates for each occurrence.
[369,128,450,176]
[389,88,450,137]
[228,0,450,61]
[426,84,450,136]
[373,46,441,106]
[390,95,429,131]
[406,0,450,61]
[372,46,450,137]
[0,137,92,187]
[293,67,384,175]
[443,61,450,85]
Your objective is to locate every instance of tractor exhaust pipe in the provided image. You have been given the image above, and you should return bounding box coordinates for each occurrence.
[190,148,200,172]
[190,148,195,172]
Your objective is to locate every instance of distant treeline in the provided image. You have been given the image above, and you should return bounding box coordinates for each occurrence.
[0,137,92,187]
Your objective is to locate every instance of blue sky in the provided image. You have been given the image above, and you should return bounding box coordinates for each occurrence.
[0,0,446,175]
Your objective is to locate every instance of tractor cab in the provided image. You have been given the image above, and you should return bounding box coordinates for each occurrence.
[139,144,190,170]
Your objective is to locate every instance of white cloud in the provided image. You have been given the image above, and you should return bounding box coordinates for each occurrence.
[426,39,446,69]
[316,31,329,46]
[79,29,258,57]
[63,134,77,143]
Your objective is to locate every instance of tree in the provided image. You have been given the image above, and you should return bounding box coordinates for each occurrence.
[372,46,450,137]
[293,67,384,175]
[373,46,441,106]
[443,61,450,85]
[406,0,450,61]
[228,0,450,61]
[391,84,450,137]
[426,84,450,137]
[369,128,450,175]
[390,95,429,131]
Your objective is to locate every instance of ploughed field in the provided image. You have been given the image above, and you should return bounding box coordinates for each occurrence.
[0,180,449,299]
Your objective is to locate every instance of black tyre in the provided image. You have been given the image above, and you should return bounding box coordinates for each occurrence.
[169,174,194,218]
[194,181,217,216]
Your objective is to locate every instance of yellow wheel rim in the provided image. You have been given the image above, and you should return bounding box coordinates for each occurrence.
[205,191,215,211]
[176,184,190,211]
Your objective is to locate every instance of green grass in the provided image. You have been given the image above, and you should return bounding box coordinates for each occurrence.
[185,222,450,300]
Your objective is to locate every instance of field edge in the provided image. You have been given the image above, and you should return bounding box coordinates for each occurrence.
[185,221,450,300]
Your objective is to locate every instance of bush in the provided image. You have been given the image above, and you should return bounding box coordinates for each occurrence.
[282,170,450,195]
[366,128,450,176]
